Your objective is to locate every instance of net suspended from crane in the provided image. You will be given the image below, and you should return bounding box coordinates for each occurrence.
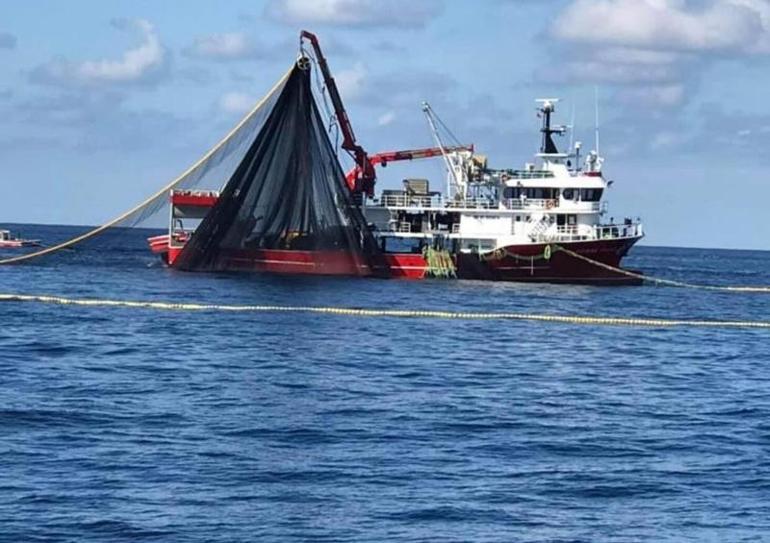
[0,55,387,275]
[173,61,388,276]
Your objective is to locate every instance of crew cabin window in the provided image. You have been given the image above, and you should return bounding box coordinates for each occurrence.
[504,187,561,199]
[580,188,603,202]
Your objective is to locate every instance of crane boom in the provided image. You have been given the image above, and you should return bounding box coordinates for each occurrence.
[344,144,474,187]
[300,30,375,196]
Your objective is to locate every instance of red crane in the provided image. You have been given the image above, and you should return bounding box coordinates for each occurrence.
[344,144,474,187]
[300,30,376,196]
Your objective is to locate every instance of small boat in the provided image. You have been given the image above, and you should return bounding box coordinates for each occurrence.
[0,229,41,248]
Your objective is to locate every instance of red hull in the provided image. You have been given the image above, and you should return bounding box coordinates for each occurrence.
[164,248,429,279]
[218,248,371,276]
[458,237,642,285]
[149,236,641,284]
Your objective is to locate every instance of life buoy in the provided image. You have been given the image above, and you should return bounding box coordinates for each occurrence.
[545,199,555,209]
[543,245,552,260]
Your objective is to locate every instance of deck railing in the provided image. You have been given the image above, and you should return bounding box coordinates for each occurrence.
[375,194,612,217]
[445,198,498,209]
[504,199,607,212]
[504,198,558,210]
[594,222,643,240]
[536,222,643,242]
[378,194,441,207]
[501,170,555,180]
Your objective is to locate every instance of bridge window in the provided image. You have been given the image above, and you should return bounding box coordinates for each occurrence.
[580,188,603,202]
[503,187,518,199]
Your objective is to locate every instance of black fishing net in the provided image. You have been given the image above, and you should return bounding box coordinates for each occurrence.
[174,62,388,277]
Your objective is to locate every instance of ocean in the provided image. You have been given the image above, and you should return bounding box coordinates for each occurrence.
[1,224,769,542]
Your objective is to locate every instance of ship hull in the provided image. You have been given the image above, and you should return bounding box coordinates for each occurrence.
[154,236,642,285]
[0,240,41,248]
[164,248,426,279]
[457,236,642,285]
[214,248,371,276]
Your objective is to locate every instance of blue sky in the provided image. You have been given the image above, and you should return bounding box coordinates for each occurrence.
[2,0,770,249]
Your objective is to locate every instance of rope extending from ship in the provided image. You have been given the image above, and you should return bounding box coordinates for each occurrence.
[553,245,770,293]
[0,67,294,267]
[1,292,769,330]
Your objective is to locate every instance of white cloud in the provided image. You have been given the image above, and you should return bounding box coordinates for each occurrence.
[377,111,396,126]
[546,1,770,112]
[185,32,263,60]
[731,0,770,52]
[553,0,768,53]
[0,32,16,49]
[335,62,366,101]
[265,0,443,28]
[542,57,680,84]
[219,92,256,114]
[591,47,685,65]
[31,19,166,86]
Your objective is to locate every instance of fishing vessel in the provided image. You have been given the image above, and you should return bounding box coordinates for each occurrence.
[0,229,41,248]
[147,31,642,284]
[364,100,643,283]
[148,100,642,284]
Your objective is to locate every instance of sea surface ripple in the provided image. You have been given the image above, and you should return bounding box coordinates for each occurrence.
[1,225,769,542]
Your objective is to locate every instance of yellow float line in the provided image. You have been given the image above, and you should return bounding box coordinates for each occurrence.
[1,293,768,329]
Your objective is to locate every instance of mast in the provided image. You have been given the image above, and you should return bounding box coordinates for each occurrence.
[536,99,565,156]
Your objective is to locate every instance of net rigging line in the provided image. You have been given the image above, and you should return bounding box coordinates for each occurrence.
[0,66,295,266]
[553,245,770,293]
[1,292,768,329]
[299,43,340,154]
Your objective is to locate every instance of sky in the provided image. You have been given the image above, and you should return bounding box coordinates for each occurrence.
[2,0,770,249]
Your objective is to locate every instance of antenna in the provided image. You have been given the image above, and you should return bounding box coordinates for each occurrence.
[568,101,576,151]
[594,86,600,154]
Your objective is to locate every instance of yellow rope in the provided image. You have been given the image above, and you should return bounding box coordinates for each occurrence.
[0,67,294,266]
[555,245,770,293]
[1,292,768,329]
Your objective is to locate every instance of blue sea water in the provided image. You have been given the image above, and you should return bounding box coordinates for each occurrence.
[1,224,769,542]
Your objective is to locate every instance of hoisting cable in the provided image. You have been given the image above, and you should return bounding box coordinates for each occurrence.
[554,245,770,293]
[0,292,769,330]
[0,66,295,266]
